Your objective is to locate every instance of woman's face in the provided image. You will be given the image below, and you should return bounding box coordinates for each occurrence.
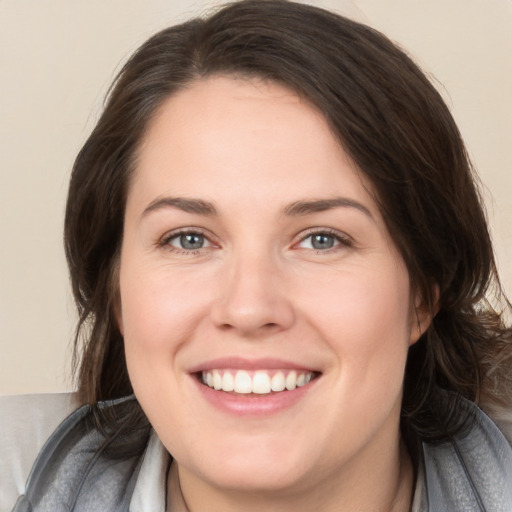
[118,76,424,499]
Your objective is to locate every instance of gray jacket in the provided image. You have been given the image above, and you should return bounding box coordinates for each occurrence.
[12,395,512,511]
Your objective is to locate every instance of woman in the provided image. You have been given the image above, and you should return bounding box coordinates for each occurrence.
[4,0,512,510]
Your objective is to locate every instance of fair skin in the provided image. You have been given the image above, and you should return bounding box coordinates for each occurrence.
[117,76,430,512]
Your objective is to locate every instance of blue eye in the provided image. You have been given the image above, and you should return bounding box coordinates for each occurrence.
[298,231,348,251]
[310,233,335,250]
[167,232,210,250]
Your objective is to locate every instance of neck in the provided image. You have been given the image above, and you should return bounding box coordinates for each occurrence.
[167,440,414,512]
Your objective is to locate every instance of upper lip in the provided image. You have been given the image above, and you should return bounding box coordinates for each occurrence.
[188,357,319,374]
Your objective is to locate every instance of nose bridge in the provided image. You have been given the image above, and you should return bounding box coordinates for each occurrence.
[211,241,294,335]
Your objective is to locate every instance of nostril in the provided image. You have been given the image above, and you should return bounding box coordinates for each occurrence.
[218,323,235,331]
[218,322,279,332]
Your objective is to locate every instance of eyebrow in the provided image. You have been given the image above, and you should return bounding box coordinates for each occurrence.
[141,195,373,220]
[142,197,218,217]
[283,197,373,219]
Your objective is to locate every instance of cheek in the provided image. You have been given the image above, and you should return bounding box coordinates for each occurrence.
[118,265,212,420]
[120,263,212,353]
[305,265,413,434]
[301,262,412,381]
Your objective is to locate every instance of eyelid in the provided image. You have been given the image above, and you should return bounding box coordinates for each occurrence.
[158,227,219,250]
[157,226,352,253]
[293,227,353,250]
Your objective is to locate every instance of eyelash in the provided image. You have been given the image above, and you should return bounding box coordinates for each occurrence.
[158,228,213,255]
[158,227,352,255]
[294,228,353,254]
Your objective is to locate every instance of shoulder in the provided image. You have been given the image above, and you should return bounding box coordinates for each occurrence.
[9,394,151,512]
[480,399,512,444]
[422,398,512,511]
[0,392,80,512]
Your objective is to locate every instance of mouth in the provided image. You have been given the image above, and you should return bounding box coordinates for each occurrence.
[189,358,322,414]
[199,369,318,395]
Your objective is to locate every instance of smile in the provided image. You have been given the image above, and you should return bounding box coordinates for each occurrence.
[201,369,315,395]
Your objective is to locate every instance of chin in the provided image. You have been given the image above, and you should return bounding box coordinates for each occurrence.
[177,432,318,494]
[197,458,311,495]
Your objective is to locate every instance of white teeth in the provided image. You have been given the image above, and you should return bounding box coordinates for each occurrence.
[285,371,297,390]
[271,372,286,392]
[252,372,271,394]
[222,371,234,391]
[212,370,222,390]
[201,369,314,394]
[234,370,252,394]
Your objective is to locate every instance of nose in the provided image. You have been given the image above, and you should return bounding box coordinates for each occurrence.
[210,250,295,337]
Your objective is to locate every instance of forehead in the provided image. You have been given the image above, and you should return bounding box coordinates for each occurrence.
[139,75,337,161]
[129,75,378,217]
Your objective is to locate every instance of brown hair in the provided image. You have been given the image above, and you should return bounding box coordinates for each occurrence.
[64,0,512,443]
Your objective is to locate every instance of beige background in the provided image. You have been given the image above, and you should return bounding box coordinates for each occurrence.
[1,0,511,394]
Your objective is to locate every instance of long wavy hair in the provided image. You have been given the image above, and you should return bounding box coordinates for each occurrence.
[64,0,512,445]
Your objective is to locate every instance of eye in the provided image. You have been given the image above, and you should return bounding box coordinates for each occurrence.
[165,231,212,251]
[296,230,350,251]
[308,233,336,250]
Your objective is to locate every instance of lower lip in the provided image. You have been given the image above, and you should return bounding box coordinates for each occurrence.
[193,376,318,416]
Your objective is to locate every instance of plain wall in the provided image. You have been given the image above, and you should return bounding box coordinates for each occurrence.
[1,0,511,394]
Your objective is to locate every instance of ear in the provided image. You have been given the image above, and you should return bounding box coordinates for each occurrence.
[409,285,439,346]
